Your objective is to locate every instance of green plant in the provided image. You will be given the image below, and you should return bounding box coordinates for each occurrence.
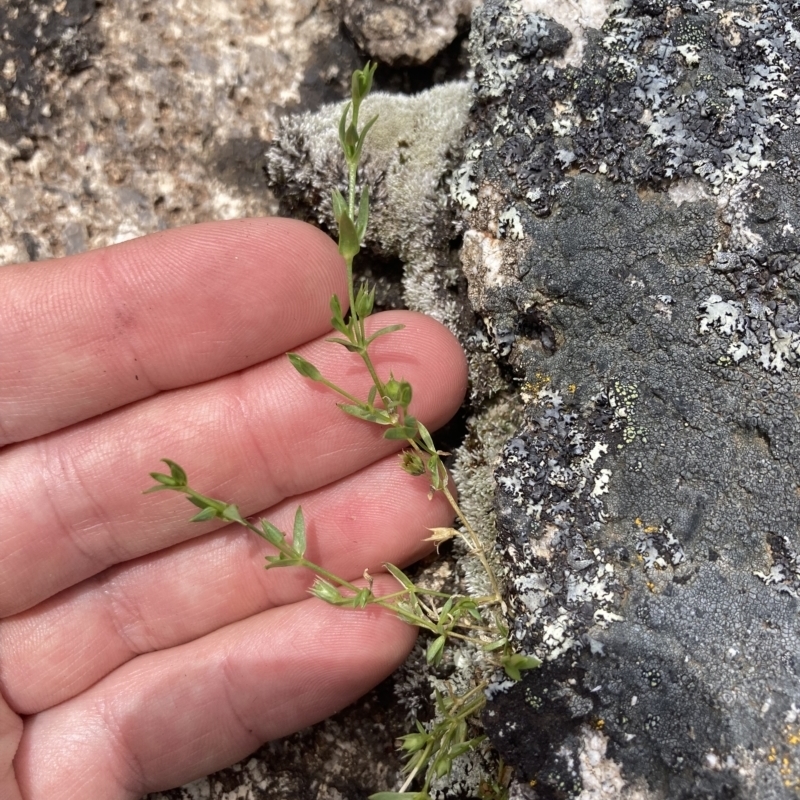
[147,63,540,800]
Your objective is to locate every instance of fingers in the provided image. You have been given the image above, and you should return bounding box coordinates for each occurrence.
[0,310,467,617]
[2,455,450,715]
[15,576,416,800]
[0,692,23,800]
[0,218,347,446]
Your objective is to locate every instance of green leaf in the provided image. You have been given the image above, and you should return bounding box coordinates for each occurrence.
[428,455,444,491]
[355,185,370,242]
[221,504,245,525]
[264,554,301,568]
[426,633,447,665]
[367,385,377,406]
[164,459,188,485]
[325,336,362,352]
[287,352,323,381]
[330,293,344,320]
[148,471,177,488]
[366,324,405,344]
[383,562,416,592]
[260,519,286,547]
[292,506,306,557]
[337,210,360,260]
[190,506,218,522]
[329,294,351,337]
[310,578,345,604]
[354,283,375,319]
[352,61,376,104]
[354,587,374,608]
[417,422,436,453]
[339,403,392,424]
[354,114,379,162]
[338,100,352,153]
[384,417,418,440]
[143,483,172,494]
[483,637,508,652]
[440,595,456,621]
[501,652,542,681]
[331,188,347,222]
[448,736,486,759]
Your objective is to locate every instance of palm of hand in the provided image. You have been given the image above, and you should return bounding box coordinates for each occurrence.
[0,218,467,799]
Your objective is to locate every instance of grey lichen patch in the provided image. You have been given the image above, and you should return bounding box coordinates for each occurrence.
[462,0,800,216]
[697,175,800,375]
[754,533,800,600]
[264,82,472,329]
[461,1,800,796]
[634,519,686,573]
[494,385,630,662]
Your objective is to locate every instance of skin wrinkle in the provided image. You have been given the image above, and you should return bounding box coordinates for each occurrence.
[38,434,124,577]
[101,569,158,662]
[91,692,150,799]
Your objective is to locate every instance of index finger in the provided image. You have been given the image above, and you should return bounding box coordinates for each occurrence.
[0,218,347,446]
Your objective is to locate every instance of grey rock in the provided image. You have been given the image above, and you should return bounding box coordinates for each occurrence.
[340,0,479,66]
[457,1,800,798]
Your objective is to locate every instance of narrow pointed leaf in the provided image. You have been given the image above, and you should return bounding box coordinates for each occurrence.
[260,519,286,547]
[163,459,188,485]
[354,114,378,161]
[264,555,301,568]
[287,352,323,381]
[366,324,405,344]
[426,634,447,665]
[338,404,392,424]
[292,506,306,556]
[331,188,347,222]
[417,422,436,453]
[337,211,360,259]
[221,504,245,524]
[190,506,218,522]
[383,562,416,592]
[356,185,370,241]
[338,101,351,151]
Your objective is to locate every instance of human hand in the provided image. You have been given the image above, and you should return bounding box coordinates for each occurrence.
[0,218,467,799]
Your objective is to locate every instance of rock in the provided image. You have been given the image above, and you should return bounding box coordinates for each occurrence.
[340,0,479,66]
[456,1,800,798]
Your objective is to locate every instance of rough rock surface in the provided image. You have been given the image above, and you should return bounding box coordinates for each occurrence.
[455,1,800,798]
[0,0,361,268]
[341,0,479,66]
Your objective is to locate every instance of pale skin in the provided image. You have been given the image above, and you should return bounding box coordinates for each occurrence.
[0,217,468,799]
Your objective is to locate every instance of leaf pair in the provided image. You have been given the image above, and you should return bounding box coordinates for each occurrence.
[259,506,306,561]
[310,578,374,608]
